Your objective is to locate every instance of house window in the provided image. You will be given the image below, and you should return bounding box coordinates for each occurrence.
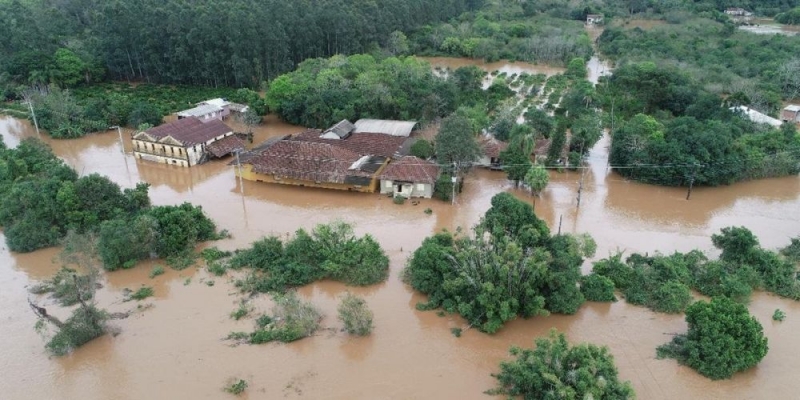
[384,181,393,188]
[416,184,425,191]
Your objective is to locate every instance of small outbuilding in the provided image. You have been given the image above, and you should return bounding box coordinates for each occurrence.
[781,105,800,123]
[177,103,224,123]
[320,119,357,140]
[586,14,603,25]
[478,137,509,169]
[379,156,440,199]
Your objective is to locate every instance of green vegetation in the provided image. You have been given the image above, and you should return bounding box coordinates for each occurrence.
[524,164,549,196]
[657,297,768,380]
[773,309,787,321]
[488,329,634,399]
[230,300,251,321]
[232,221,389,293]
[434,112,482,168]
[224,379,248,396]
[581,273,617,302]
[593,226,800,313]
[0,0,479,93]
[29,267,96,306]
[781,237,800,262]
[404,193,597,333]
[451,327,462,337]
[148,265,165,279]
[126,286,154,301]
[337,293,374,336]
[410,139,434,159]
[776,7,800,24]
[200,247,232,263]
[409,2,592,64]
[39,304,109,356]
[248,292,321,344]
[207,262,228,277]
[393,196,406,205]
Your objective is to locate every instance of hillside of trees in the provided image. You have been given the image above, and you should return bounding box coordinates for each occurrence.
[0,0,483,95]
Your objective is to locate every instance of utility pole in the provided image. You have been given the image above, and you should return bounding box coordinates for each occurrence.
[109,126,124,154]
[25,100,40,136]
[577,144,586,208]
[686,163,698,200]
[558,215,563,235]
[451,161,457,205]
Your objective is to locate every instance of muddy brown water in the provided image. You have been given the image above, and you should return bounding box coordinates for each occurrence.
[2,99,800,400]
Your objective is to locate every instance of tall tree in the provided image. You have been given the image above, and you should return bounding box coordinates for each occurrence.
[434,112,481,169]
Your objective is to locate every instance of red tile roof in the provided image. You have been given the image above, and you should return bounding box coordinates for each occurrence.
[145,117,232,146]
[481,138,509,158]
[206,135,246,158]
[379,156,440,184]
[289,129,406,158]
[246,141,372,184]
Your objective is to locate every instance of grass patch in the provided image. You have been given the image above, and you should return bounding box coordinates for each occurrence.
[149,265,165,279]
[223,379,248,395]
[230,300,251,320]
[126,286,154,301]
[337,293,374,336]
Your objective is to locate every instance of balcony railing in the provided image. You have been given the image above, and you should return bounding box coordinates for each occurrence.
[134,148,189,160]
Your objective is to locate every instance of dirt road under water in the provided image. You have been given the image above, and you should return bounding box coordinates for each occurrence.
[1,107,800,400]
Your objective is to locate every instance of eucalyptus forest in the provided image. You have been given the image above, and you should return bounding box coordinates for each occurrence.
[2,0,800,398]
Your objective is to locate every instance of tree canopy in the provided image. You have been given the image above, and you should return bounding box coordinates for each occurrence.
[489,330,635,399]
[657,296,768,380]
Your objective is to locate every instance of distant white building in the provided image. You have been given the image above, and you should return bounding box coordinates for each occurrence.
[781,105,800,123]
[730,106,783,127]
[586,14,603,25]
[177,103,224,123]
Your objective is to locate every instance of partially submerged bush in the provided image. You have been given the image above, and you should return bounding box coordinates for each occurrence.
[230,300,251,320]
[488,330,634,399]
[201,246,232,263]
[29,267,95,306]
[657,297,768,380]
[148,265,165,278]
[232,221,389,292]
[580,273,616,302]
[337,293,373,336]
[249,292,321,344]
[223,379,248,395]
[126,286,154,301]
[773,309,786,322]
[43,305,109,356]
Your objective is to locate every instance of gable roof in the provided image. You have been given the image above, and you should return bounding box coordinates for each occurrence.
[290,129,406,158]
[784,105,800,112]
[177,103,223,118]
[379,156,440,184]
[206,135,246,158]
[143,117,233,146]
[323,119,356,139]
[730,106,782,127]
[481,137,509,158]
[354,119,417,137]
[244,140,373,184]
[200,98,230,108]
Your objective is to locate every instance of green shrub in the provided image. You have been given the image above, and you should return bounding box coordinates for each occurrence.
[45,305,109,356]
[127,286,154,301]
[450,327,462,337]
[773,309,786,322]
[230,222,389,292]
[166,251,198,271]
[410,139,434,159]
[148,265,164,278]
[224,379,248,395]
[249,292,321,344]
[393,196,406,205]
[488,330,635,399]
[580,273,616,302]
[337,293,373,336]
[201,246,232,262]
[207,261,228,276]
[657,297,768,380]
[230,301,251,320]
[29,267,94,306]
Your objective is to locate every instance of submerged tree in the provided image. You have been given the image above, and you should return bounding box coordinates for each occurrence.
[524,164,549,196]
[657,297,768,380]
[489,329,635,399]
[29,232,109,355]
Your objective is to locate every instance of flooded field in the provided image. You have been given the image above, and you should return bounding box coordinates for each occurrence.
[1,97,800,400]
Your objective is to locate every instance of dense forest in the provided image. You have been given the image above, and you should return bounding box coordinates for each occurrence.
[0,0,483,93]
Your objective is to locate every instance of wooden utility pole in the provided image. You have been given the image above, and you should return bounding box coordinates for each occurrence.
[686,163,698,200]
[558,215,563,235]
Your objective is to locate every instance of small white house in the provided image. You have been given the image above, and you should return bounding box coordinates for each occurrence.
[379,156,439,199]
[781,105,800,123]
[177,103,224,123]
[586,14,603,25]
[320,119,356,140]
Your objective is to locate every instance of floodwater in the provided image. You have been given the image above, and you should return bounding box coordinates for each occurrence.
[739,19,800,36]
[1,102,800,400]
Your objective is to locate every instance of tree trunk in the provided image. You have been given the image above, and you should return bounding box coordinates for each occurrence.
[28,299,65,330]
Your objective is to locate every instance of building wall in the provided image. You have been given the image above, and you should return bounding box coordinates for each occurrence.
[781,110,800,122]
[236,164,379,193]
[379,180,433,198]
[133,132,234,167]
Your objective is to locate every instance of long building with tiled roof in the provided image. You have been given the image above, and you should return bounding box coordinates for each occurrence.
[133,116,235,167]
